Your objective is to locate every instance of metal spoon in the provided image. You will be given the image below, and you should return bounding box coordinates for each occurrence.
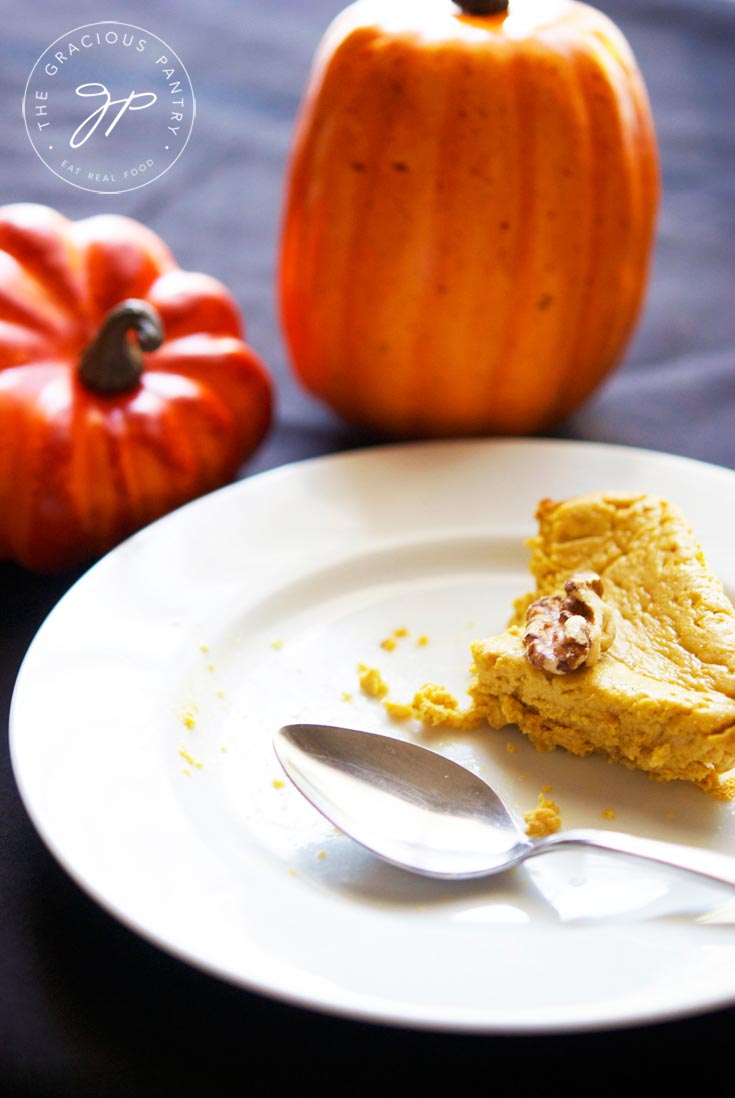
[274,723,735,887]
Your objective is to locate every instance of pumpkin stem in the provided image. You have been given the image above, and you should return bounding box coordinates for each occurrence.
[78,299,164,395]
[453,0,509,14]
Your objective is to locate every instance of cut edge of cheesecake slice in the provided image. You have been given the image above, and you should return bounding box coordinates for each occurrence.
[469,492,735,796]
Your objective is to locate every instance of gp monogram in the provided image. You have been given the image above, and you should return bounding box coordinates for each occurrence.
[23,21,195,194]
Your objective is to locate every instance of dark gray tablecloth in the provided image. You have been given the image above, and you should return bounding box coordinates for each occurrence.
[1,2,733,1093]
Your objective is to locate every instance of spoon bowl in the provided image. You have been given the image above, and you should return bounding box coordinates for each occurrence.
[274,723,735,888]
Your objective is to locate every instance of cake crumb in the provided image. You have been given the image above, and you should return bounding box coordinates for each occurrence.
[602,807,616,820]
[272,778,285,790]
[524,793,562,837]
[541,784,552,793]
[371,681,480,729]
[506,742,517,754]
[383,698,414,721]
[410,683,481,729]
[341,691,353,702]
[417,635,430,647]
[179,746,203,770]
[317,850,326,860]
[178,705,198,730]
[358,663,389,698]
[381,627,409,651]
[272,638,284,650]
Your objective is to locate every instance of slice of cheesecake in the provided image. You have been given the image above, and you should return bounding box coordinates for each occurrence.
[470,493,735,794]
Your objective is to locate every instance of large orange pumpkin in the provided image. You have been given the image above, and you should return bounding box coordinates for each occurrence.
[279,0,659,437]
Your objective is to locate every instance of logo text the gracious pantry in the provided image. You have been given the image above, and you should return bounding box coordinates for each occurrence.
[23,21,196,194]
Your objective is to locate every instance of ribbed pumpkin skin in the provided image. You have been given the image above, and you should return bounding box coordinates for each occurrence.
[0,204,273,572]
[279,0,659,437]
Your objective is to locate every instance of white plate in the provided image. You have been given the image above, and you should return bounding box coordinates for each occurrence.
[10,438,735,1033]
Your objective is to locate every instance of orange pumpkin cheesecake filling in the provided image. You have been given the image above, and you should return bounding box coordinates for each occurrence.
[469,493,735,795]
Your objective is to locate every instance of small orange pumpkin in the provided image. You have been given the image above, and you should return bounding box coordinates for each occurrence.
[0,203,273,572]
[279,0,659,437]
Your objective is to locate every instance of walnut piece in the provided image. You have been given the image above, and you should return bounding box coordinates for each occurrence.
[523,571,616,675]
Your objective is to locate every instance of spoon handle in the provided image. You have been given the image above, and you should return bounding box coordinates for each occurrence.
[535,829,735,888]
